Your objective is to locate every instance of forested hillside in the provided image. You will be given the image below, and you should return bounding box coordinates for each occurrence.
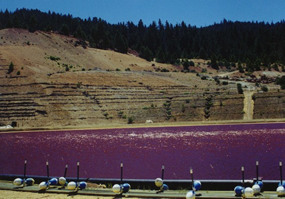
[1,8,285,70]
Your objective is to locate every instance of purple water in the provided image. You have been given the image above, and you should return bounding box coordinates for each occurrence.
[0,123,284,180]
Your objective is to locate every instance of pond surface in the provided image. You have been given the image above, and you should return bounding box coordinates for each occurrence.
[0,123,284,180]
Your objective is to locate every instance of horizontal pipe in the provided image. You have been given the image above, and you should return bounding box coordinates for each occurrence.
[0,174,280,191]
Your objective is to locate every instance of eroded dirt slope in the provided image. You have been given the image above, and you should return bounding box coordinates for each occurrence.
[0,28,283,129]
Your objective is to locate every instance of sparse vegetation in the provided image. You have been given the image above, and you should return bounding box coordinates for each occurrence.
[77,81,82,88]
[83,91,89,97]
[181,104,185,113]
[214,77,220,85]
[48,56,60,61]
[103,112,109,119]
[2,9,285,128]
[118,111,124,118]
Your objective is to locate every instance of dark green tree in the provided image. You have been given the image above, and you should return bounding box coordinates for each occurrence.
[1,8,285,67]
[156,48,166,63]
[28,15,37,32]
[276,76,285,89]
[237,83,243,94]
[7,62,14,74]
[74,25,86,40]
[140,46,153,61]
[211,56,219,70]
[183,60,190,71]
[60,24,69,35]
[114,33,128,53]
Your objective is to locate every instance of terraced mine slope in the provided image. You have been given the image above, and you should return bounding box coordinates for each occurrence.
[0,29,284,129]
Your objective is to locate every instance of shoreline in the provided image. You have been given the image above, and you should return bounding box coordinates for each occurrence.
[1,118,285,134]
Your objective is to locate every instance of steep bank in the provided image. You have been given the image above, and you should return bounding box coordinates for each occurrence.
[253,91,285,119]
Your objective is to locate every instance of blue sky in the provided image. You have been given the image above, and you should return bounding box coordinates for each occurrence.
[1,0,285,27]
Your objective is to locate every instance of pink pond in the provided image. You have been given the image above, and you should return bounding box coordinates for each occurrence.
[0,123,284,180]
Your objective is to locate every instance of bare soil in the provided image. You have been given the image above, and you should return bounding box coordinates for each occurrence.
[0,28,284,129]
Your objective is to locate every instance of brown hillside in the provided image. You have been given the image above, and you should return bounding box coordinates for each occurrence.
[0,28,284,129]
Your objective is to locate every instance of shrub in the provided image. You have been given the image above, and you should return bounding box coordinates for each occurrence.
[7,62,14,74]
[261,85,268,92]
[48,56,60,61]
[238,65,244,73]
[118,111,124,118]
[83,91,89,97]
[189,61,195,66]
[276,76,285,89]
[77,82,82,88]
[128,117,134,124]
[273,63,279,71]
[161,68,169,72]
[11,121,17,127]
[183,60,190,71]
[103,112,109,119]
[214,77,220,84]
[181,104,185,113]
